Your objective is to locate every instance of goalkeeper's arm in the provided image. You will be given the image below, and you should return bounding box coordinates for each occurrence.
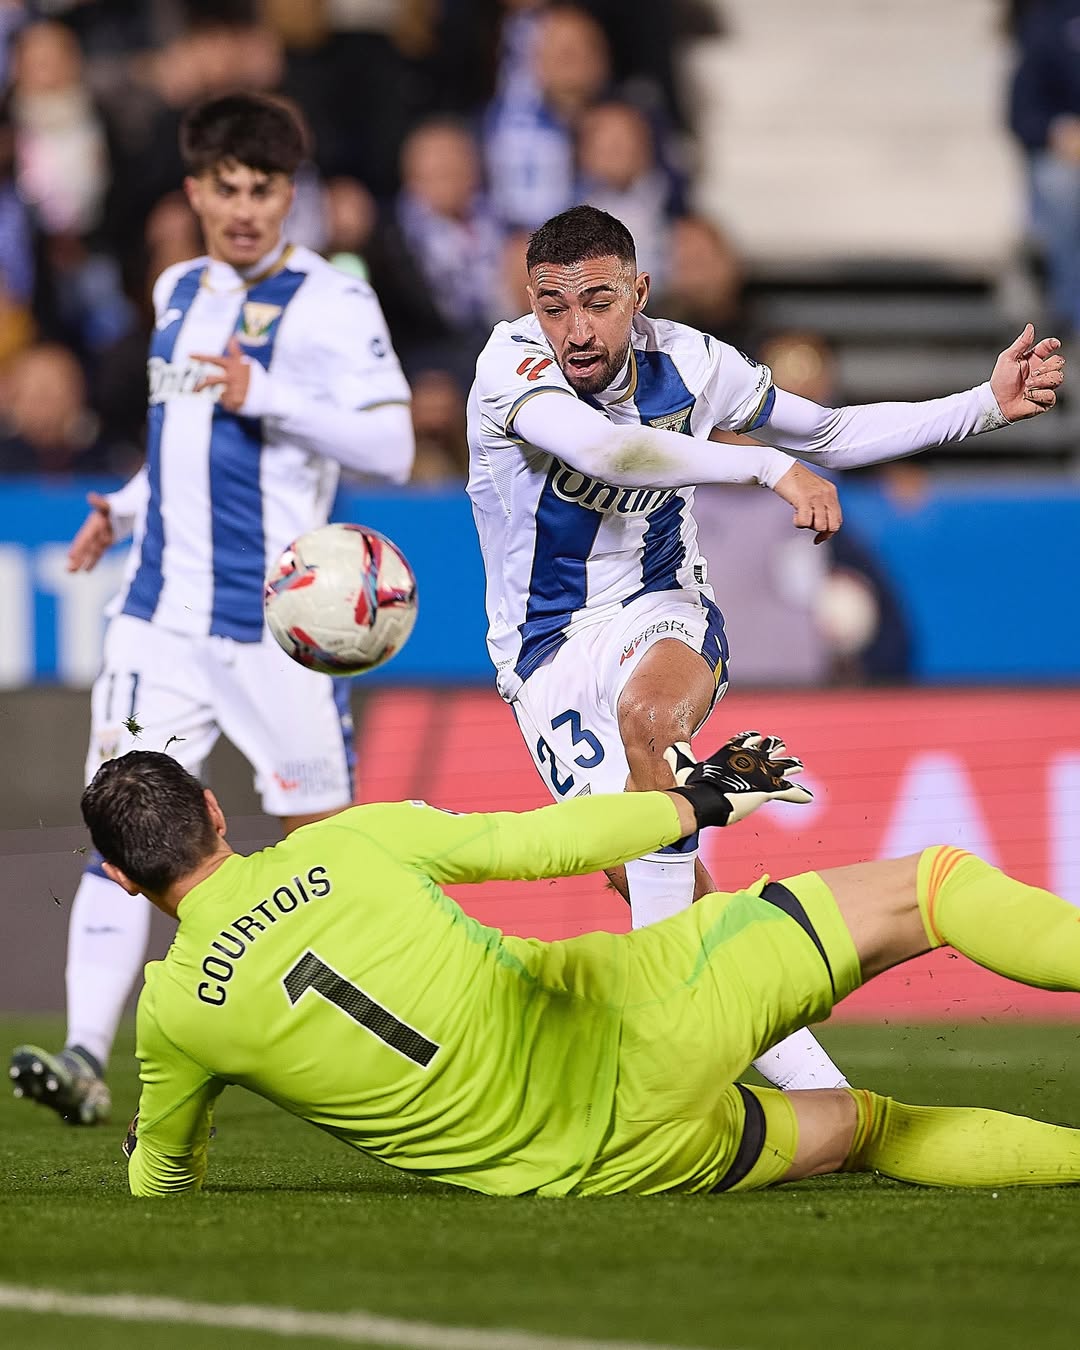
[325,734,809,887]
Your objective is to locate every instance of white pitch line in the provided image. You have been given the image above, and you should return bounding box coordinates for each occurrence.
[0,1285,722,1350]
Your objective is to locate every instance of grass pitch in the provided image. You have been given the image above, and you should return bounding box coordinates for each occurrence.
[2,1015,1078,1350]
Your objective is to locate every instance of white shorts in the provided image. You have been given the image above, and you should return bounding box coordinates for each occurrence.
[511,589,729,803]
[86,614,354,817]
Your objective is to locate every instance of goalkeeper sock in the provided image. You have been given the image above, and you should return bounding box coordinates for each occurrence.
[917,846,1080,990]
[752,1027,848,1090]
[843,1089,1080,1186]
[66,866,151,1070]
[625,851,697,928]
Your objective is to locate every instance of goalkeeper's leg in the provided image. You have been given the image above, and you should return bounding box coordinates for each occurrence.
[617,638,848,1092]
[762,847,1080,1188]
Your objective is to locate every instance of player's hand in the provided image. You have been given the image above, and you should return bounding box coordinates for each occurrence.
[771,462,842,544]
[67,492,115,572]
[664,731,813,828]
[989,324,1065,421]
[192,335,252,411]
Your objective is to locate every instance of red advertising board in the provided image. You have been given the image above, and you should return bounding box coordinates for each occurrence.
[354,687,1080,1021]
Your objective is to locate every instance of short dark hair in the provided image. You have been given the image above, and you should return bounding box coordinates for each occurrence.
[81,752,219,892]
[179,93,305,178]
[526,205,636,272]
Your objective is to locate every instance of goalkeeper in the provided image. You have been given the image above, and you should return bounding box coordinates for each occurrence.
[70,740,1080,1198]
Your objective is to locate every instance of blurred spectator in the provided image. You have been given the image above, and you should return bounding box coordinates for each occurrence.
[492,225,531,318]
[651,213,748,347]
[142,190,202,303]
[695,330,915,687]
[483,3,610,229]
[0,97,33,304]
[275,0,435,194]
[100,21,284,262]
[366,116,503,384]
[576,100,676,289]
[322,174,376,278]
[7,21,109,237]
[1008,0,1080,336]
[0,341,131,476]
[0,2,25,92]
[5,22,136,366]
[0,277,32,366]
[760,330,916,685]
[408,368,470,484]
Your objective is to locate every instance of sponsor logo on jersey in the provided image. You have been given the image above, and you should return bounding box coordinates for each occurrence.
[238,301,283,346]
[646,405,693,435]
[147,357,223,403]
[550,464,677,516]
[620,617,693,665]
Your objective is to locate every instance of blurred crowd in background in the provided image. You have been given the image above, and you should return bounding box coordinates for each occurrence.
[1,0,1077,685]
[0,0,724,483]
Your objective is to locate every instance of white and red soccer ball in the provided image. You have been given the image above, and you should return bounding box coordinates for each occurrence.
[264,523,418,676]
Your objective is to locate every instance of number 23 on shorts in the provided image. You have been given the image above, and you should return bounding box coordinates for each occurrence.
[535,708,605,798]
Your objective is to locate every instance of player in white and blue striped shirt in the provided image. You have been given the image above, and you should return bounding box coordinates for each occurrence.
[467,204,1065,1092]
[12,94,414,1126]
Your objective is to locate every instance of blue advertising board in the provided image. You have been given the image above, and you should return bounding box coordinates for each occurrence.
[1,476,1078,687]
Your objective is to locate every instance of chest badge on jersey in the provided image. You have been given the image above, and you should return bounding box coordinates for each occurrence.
[238,301,283,347]
[646,405,693,435]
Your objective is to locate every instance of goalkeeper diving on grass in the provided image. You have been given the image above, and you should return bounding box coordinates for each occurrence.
[57,738,1080,1197]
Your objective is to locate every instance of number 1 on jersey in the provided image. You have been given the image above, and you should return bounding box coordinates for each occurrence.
[283,950,440,1067]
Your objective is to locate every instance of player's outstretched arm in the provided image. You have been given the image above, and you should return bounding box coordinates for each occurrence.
[126,999,224,1197]
[512,389,797,490]
[753,325,1065,470]
[338,734,811,885]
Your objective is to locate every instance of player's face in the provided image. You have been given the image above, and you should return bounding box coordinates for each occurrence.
[185,162,295,269]
[528,256,649,396]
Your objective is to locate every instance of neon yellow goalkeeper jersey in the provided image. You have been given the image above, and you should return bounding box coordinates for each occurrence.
[128,792,686,1198]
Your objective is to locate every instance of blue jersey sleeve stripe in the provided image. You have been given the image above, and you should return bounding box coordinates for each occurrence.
[740,383,776,433]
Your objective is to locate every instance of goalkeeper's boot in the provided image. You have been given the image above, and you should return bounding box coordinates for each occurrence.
[9,1044,111,1125]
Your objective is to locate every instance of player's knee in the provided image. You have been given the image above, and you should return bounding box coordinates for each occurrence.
[618,694,690,764]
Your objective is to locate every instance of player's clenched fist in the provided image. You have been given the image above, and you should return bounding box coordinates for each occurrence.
[771,462,842,544]
[665,730,813,828]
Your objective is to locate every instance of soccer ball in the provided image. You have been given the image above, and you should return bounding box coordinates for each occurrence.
[264,523,418,676]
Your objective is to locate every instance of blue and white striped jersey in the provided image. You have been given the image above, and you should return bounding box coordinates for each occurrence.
[113,244,409,642]
[466,311,775,700]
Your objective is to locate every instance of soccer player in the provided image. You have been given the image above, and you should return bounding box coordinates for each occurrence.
[465,203,1066,1090]
[75,745,1080,1198]
[10,93,414,1126]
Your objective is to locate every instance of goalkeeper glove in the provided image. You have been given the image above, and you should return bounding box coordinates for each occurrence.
[665,730,813,828]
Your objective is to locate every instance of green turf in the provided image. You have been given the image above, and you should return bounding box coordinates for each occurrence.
[2,1015,1079,1350]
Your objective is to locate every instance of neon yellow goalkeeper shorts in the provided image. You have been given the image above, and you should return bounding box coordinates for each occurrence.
[574,871,862,1196]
